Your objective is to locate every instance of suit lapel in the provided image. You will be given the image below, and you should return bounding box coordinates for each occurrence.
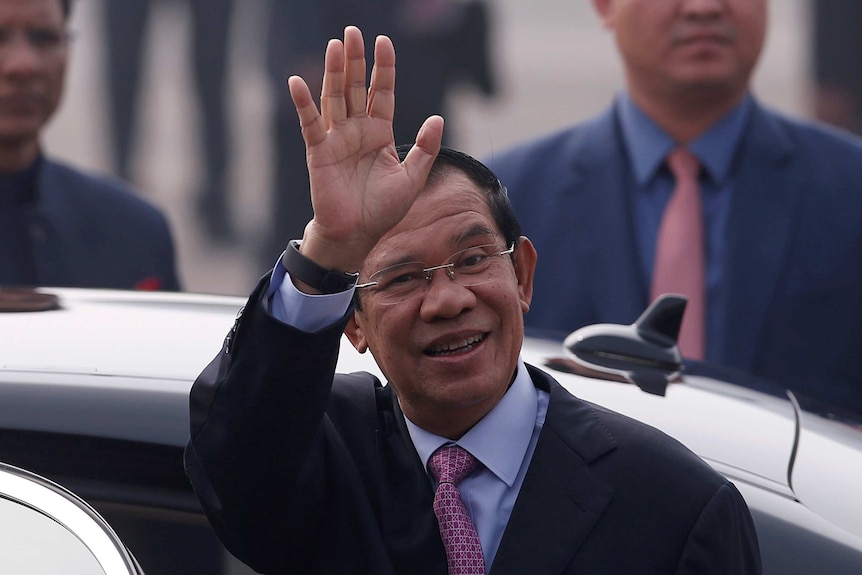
[489,367,615,575]
[380,388,449,575]
[721,104,801,369]
[571,108,650,324]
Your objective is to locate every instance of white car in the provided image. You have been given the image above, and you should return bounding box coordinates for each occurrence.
[0,460,142,575]
[1,287,861,574]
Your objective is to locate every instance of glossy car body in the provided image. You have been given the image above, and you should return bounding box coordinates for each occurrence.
[0,287,244,575]
[1,287,861,573]
[0,460,142,575]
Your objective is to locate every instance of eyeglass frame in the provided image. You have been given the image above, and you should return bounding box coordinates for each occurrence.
[355,241,517,304]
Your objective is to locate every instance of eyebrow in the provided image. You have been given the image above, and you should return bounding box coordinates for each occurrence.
[452,224,497,247]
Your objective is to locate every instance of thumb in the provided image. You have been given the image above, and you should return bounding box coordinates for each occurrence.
[402,115,444,187]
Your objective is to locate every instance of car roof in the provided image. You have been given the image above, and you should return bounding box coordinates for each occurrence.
[0,287,367,446]
[0,288,242,381]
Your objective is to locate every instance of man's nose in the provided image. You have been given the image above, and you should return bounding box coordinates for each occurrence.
[681,0,725,18]
[0,34,44,73]
[419,268,476,321]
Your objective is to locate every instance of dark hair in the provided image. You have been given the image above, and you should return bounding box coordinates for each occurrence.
[60,0,72,20]
[395,144,521,248]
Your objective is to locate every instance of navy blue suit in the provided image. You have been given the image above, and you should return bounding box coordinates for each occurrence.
[0,157,180,291]
[486,100,862,413]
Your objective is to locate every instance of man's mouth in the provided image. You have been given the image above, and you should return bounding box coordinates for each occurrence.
[426,334,486,357]
[0,94,45,114]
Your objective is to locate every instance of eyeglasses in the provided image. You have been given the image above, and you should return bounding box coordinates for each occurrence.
[356,242,516,305]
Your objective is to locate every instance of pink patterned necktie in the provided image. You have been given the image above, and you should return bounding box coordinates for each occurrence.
[428,445,485,575]
[651,148,706,360]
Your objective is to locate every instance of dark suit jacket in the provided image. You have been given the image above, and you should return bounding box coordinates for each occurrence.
[0,157,180,290]
[486,100,862,414]
[184,277,760,575]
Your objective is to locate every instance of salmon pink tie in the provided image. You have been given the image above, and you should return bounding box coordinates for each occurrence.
[651,148,706,360]
[429,445,485,575]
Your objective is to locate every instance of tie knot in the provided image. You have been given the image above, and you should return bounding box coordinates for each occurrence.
[429,445,480,486]
[667,148,700,182]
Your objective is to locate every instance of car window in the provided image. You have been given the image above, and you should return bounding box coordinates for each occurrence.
[0,463,139,575]
[0,495,105,575]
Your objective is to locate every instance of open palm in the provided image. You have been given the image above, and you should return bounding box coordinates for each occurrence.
[288,27,444,265]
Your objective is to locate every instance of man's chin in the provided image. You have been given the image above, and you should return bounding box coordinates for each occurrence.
[673,72,747,102]
[673,59,748,86]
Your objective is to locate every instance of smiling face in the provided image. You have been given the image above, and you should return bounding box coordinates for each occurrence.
[346,170,537,439]
[594,0,766,106]
[0,0,67,163]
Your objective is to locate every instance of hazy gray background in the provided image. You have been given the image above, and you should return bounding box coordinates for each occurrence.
[43,0,813,295]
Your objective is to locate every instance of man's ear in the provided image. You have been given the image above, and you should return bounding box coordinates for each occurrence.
[514,236,537,314]
[345,312,369,353]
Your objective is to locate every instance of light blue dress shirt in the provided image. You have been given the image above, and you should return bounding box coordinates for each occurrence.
[268,262,550,568]
[617,93,752,361]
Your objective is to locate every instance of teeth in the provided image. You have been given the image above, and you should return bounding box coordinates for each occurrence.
[430,334,484,354]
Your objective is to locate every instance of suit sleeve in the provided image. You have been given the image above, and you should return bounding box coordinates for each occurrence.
[675,481,763,574]
[183,274,356,570]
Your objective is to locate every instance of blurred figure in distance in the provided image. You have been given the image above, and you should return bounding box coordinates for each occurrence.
[0,0,180,291]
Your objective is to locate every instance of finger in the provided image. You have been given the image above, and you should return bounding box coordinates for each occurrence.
[403,115,445,187]
[343,26,368,118]
[288,75,326,147]
[320,38,346,128]
[367,35,395,122]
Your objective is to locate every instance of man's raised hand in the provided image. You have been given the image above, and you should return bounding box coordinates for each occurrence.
[287,26,444,273]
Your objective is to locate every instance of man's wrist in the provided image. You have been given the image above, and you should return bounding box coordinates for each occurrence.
[282,240,359,294]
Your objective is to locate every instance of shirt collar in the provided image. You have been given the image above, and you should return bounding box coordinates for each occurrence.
[406,357,538,487]
[618,92,752,185]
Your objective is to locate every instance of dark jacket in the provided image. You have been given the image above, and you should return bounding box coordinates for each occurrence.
[0,157,179,290]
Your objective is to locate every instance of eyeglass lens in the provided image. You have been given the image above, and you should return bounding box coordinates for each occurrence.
[363,243,513,305]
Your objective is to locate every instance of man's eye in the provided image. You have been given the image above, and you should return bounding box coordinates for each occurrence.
[458,253,488,269]
[28,29,62,48]
[388,272,420,286]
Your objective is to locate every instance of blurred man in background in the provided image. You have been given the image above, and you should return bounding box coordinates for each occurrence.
[0,0,179,290]
[102,0,235,241]
[811,0,862,135]
[487,0,862,414]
